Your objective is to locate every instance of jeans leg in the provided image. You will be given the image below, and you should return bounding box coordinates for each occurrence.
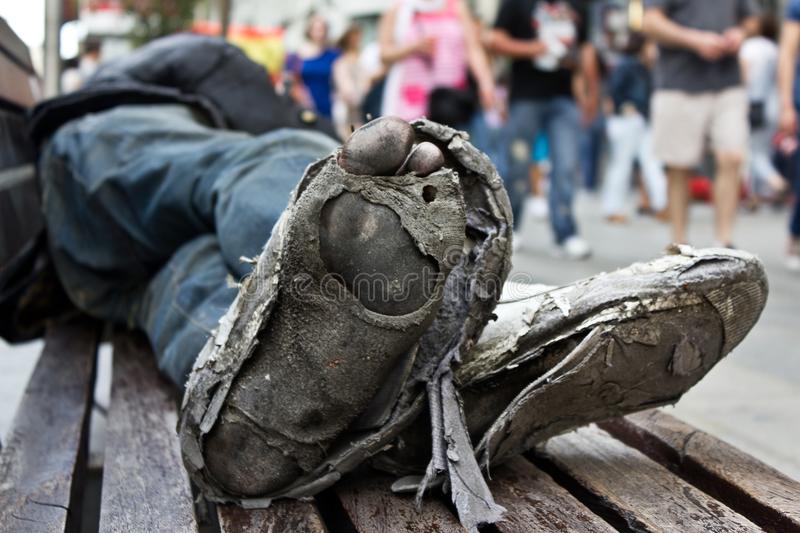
[136,234,238,387]
[41,104,338,317]
[467,113,510,181]
[40,103,254,323]
[545,98,581,243]
[602,115,639,216]
[581,115,605,191]
[505,101,542,229]
[212,128,338,279]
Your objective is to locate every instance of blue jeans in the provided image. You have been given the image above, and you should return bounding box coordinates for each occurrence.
[505,97,581,242]
[466,112,510,181]
[40,104,338,386]
[580,114,605,191]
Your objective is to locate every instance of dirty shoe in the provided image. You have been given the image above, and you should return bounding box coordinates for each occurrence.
[178,117,513,511]
[375,246,768,477]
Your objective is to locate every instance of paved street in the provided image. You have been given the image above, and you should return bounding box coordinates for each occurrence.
[1,190,798,480]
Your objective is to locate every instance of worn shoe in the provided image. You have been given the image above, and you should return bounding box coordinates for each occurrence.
[178,117,513,512]
[374,246,767,476]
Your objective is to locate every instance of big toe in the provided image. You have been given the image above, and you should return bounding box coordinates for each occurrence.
[338,116,415,176]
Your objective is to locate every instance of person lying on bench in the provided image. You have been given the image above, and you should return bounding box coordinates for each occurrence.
[26,35,768,531]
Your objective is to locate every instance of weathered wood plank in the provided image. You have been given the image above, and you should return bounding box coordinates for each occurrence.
[0,318,100,533]
[217,500,327,533]
[98,331,197,533]
[335,473,464,532]
[600,410,800,532]
[489,456,614,532]
[538,425,761,532]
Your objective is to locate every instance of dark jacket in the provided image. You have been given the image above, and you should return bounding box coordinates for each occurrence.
[28,34,336,145]
[607,55,653,119]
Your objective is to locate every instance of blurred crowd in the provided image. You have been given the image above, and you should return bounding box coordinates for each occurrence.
[64,0,800,271]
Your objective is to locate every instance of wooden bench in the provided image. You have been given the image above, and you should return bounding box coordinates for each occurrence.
[1,317,799,532]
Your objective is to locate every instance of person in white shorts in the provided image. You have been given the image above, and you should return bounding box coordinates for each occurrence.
[643,0,760,247]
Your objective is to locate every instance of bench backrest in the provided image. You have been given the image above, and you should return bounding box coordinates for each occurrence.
[0,17,42,268]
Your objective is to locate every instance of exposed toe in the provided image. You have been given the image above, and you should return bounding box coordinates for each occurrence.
[398,141,445,177]
[338,116,414,176]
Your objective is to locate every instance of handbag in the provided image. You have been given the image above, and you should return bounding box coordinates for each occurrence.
[427,86,476,128]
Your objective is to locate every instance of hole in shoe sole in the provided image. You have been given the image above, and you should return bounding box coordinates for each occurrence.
[422,185,437,203]
[319,192,439,316]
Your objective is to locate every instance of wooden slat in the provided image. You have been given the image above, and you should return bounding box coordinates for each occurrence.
[217,501,327,533]
[0,318,100,533]
[99,331,197,532]
[489,456,614,532]
[538,425,761,532]
[600,410,800,532]
[335,473,463,532]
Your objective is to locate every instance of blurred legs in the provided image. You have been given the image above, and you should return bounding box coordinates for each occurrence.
[602,114,642,216]
[714,151,744,246]
[666,167,691,244]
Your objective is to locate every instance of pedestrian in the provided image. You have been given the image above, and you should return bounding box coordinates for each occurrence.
[643,0,760,247]
[741,13,785,200]
[60,37,102,93]
[488,0,600,259]
[332,24,368,139]
[285,13,339,119]
[377,0,495,125]
[601,35,666,223]
[777,0,800,271]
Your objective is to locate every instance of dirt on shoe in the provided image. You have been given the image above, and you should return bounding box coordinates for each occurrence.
[373,246,768,476]
[178,117,513,525]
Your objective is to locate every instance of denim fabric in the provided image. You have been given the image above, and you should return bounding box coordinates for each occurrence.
[40,104,338,385]
[608,56,653,118]
[504,97,581,242]
[466,112,510,182]
[580,114,605,191]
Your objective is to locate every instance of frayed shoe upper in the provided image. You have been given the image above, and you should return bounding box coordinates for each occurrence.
[178,119,513,522]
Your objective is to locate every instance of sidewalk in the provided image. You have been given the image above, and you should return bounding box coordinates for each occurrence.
[514,192,800,480]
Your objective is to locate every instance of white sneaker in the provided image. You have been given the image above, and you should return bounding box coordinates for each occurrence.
[555,235,592,260]
[512,231,522,253]
[786,254,800,272]
[525,196,549,221]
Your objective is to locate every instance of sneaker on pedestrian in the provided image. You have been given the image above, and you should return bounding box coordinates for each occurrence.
[525,195,549,221]
[512,231,522,253]
[787,244,800,272]
[554,235,592,260]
